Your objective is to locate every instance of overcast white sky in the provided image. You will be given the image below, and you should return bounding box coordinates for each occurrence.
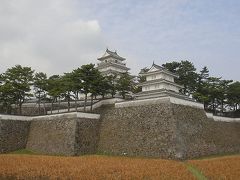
[0,0,239,80]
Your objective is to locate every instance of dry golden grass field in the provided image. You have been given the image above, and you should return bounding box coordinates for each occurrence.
[0,153,239,180]
[189,155,240,180]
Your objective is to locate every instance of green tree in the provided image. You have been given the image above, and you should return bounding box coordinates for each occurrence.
[97,75,110,99]
[88,70,104,111]
[116,73,133,99]
[106,74,118,97]
[61,73,75,112]
[162,61,198,96]
[227,81,240,111]
[0,81,15,113]
[193,66,210,109]
[78,64,99,112]
[133,68,148,94]
[33,72,48,115]
[162,61,181,73]
[177,61,198,95]
[206,77,222,113]
[218,79,233,113]
[71,68,83,111]
[1,65,34,115]
[46,75,63,114]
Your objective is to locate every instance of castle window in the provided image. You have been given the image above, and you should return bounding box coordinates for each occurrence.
[152,75,156,80]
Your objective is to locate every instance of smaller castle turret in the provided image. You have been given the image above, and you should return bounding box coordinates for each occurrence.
[135,62,185,100]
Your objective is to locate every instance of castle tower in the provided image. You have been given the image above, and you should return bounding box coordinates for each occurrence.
[97,49,130,76]
[135,62,186,100]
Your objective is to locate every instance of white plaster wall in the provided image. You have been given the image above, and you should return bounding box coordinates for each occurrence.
[146,73,174,82]
[99,66,126,73]
[169,97,204,109]
[156,73,174,82]
[142,83,180,92]
[115,97,171,108]
[115,96,204,109]
[206,113,240,122]
[76,112,100,119]
[0,115,32,121]
[47,98,124,114]
[0,112,100,121]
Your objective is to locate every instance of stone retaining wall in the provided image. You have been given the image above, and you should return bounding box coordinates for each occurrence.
[0,120,30,153]
[173,104,240,159]
[0,100,239,159]
[75,118,100,155]
[96,103,240,159]
[0,113,100,156]
[26,114,100,156]
[26,118,77,155]
[96,103,179,158]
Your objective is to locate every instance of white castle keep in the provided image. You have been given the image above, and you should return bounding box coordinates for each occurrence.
[96,49,192,102]
[96,49,130,76]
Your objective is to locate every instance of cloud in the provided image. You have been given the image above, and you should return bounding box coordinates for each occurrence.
[78,0,240,80]
[0,0,239,81]
[0,0,105,75]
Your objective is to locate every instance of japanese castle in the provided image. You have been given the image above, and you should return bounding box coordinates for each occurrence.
[96,48,190,101]
[135,63,187,100]
[97,49,130,76]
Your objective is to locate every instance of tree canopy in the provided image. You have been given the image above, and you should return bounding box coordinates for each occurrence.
[0,65,34,114]
[0,61,239,116]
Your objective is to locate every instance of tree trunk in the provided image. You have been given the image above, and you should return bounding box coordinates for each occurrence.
[184,85,187,95]
[43,93,46,115]
[221,100,224,113]
[90,94,93,112]
[43,101,46,115]
[38,92,41,115]
[67,93,70,112]
[51,99,54,114]
[212,99,216,114]
[75,93,77,112]
[58,97,60,113]
[84,93,87,112]
[19,102,22,115]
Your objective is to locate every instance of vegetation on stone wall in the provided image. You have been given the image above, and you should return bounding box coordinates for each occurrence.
[0,65,34,115]
[0,61,239,115]
[162,61,240,115]
[0,64,134,115]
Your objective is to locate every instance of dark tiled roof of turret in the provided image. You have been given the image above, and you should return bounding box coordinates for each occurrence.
[139,62,163,74]
[98,48,126,61]
[152,62,164,70]
[139,67,149,74]
[139,62,178,77]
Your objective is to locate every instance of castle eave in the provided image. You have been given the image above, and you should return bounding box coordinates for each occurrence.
[97,62,130,71]
[138,79,183,88]
[140,70,179,78]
